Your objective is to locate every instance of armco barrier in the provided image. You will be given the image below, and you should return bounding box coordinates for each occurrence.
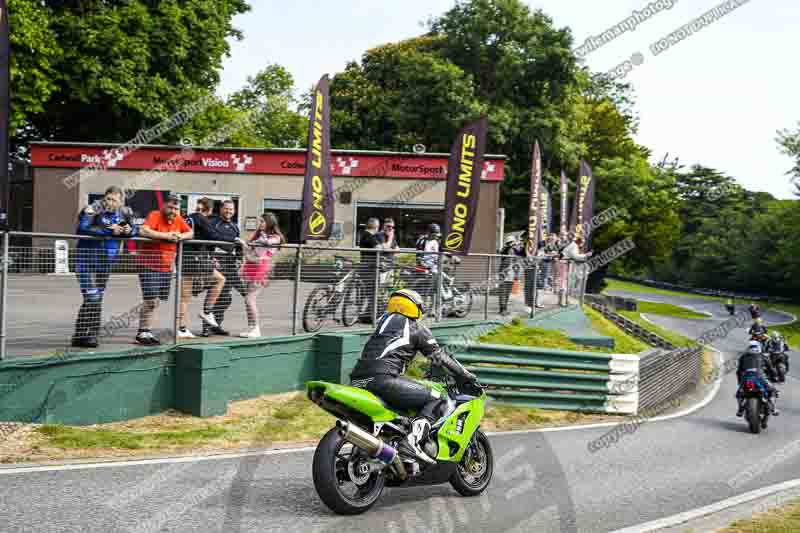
[452,342,640,414]
[637,346,703,413]
[586,299,676,351]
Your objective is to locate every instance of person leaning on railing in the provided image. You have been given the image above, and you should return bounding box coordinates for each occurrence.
[134,194,193,346]
[182,197,247,338]
[209,200,247,336]
[71,185,138,348]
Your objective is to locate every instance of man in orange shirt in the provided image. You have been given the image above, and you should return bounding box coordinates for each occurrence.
[135,194,193,345]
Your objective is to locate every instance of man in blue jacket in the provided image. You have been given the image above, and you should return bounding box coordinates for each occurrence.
[72,186,137,348]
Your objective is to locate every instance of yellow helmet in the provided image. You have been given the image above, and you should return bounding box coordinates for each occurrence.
[386,289,425,319]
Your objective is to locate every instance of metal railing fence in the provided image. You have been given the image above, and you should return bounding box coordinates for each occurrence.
[0,231,588,359]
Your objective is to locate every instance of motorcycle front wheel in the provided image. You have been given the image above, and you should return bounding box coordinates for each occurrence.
[449,283,474,318]
[450,429,493,496]
[312,428,386,515]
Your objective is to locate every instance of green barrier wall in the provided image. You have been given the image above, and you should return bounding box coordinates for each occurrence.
[0,320,491,426]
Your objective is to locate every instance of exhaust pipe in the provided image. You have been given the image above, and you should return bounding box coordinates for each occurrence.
[336,420,407,480]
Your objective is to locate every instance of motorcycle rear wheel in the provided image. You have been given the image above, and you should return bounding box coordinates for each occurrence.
[312,428,386,515]
[746,397,761,434]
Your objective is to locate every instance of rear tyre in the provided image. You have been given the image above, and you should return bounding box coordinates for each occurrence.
[312,428,386,515]
[450,429,493,496]
[777,363,787,383]
[746,397,761,434]
[303,287,332,333]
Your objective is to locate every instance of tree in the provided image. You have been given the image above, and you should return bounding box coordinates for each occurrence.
[8,0,62,156]
[329,36,486,152]
[776,123,800,195]
[13,0,250,153]
[181,64,306,149]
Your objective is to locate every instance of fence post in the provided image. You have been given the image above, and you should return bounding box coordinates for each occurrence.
[484,256,491,321]
[531,258,539,319]
[292,246,302,336]
[173,240,184,345]
[434,252,444,322]
[373,250,381,324]
[580,262,588,306]
[0,232,7,360]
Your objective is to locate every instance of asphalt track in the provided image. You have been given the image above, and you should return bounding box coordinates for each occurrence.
[1,292,797,532]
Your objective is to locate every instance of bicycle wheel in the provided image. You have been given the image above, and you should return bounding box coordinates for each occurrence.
[342,283,364,327]
[303,287,333,333]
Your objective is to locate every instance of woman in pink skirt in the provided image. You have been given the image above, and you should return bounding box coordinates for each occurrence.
[239,212,286,337]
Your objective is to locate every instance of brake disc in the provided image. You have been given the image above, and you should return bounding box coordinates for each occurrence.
[347,458,372,485]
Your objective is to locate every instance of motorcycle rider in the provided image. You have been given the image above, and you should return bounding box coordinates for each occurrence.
[749,317,769,340]
[765,331,791,371]
[736,340,779,417]
[749,302,761,320]
[349,288,478,462]
[724,296,735,315]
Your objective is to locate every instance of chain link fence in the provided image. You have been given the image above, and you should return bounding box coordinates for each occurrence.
[0,232,589,359]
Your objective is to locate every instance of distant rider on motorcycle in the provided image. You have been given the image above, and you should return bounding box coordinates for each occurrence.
[765,331,790,371]
[749,302,761,320]
[349,289,478,462]
[736,340,779,417]
[749,317,768,339]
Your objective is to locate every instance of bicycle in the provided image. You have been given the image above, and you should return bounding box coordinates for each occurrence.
[302,256,365,333]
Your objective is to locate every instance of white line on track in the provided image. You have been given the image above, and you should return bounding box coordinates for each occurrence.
[609,478,800,532]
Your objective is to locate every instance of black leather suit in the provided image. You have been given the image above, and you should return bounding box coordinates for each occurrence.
[350,313,474,420]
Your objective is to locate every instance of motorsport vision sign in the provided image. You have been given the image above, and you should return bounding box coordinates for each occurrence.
[441,117,489,255]
[300,75,333,241]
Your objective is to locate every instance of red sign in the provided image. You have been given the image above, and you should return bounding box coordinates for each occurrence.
[31,144,505,182]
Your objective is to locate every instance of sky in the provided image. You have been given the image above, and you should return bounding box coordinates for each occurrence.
[217,0,800,199]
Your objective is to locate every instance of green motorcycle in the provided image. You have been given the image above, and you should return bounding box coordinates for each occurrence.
[306,369,493,515]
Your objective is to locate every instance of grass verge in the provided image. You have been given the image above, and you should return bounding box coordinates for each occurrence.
[582,306,649,353]
[603,278,726,302]
[635,300,709,320]
[619,310,697,348]
[718,497,800,532]
[476,317,619,353]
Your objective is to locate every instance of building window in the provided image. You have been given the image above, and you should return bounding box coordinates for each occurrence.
[263,199,303,244]
[354,202,444,248]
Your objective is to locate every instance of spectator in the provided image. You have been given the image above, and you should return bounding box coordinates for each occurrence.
[498,235,524,315]
[184,197,243,337]
[209,200,247,335]
[135,193,193,345]
[237,212,286,337]
[540,233,560,291]
[71,186,137,348]
[377,218,399,283]
[561,235,593,262]
[358,217,384,323]
[414,223,442,304]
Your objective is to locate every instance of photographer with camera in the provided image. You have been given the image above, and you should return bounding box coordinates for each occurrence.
[71,186,138,348]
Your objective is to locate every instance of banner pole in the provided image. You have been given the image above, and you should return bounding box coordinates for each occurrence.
[292,246,302,336]
[173,241,183,345]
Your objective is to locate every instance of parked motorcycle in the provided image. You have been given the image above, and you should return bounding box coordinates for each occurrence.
[738,373,772,434]
[306,368,492,515]
[403,255,473,318]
